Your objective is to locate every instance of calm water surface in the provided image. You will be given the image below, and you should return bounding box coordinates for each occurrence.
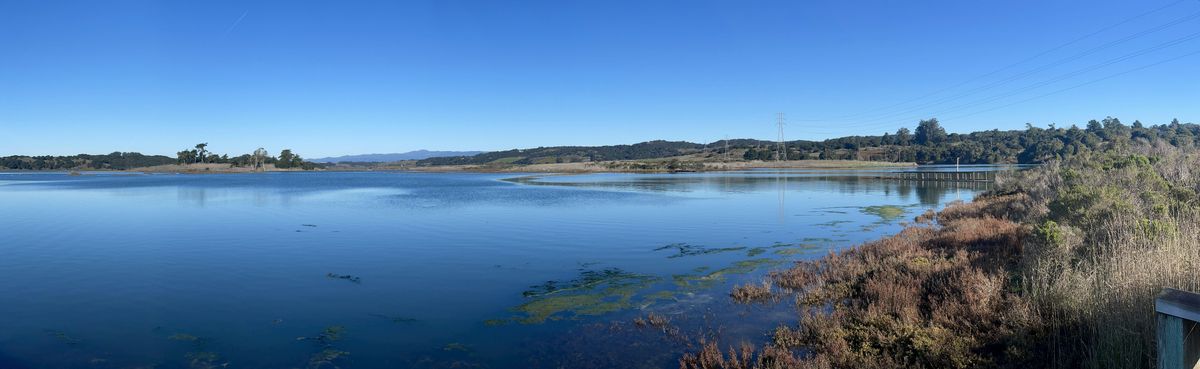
[0,169,995,368]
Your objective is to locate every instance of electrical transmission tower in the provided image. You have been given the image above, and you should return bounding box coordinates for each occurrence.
[723,135,730,162]
[776,113,786,161]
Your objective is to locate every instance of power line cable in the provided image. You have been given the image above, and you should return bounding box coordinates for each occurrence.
[792,0,1195,123]
[807,7,1200,127]
[834,29,1200,131]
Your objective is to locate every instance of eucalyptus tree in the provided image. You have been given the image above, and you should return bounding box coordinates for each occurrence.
[194,143,209,163]
[253,148,268,171]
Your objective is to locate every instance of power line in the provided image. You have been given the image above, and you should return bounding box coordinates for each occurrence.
[832,28,1200,132]
[795,47,1200,140]
[945,48,1200,121]
[791,0,1194,123]
[812,8,1200,130]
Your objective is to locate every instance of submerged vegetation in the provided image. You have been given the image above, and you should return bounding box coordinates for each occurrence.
[682,141,1200,369]
[325,273,361,283]
[499,238,819,325]
[858,205,909,222]
[42,329,81,345]
[654,243,748,258]
[512,268,661,324]
[298,326,350,369]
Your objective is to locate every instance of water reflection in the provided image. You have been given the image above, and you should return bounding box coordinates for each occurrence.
[510,172,992,206]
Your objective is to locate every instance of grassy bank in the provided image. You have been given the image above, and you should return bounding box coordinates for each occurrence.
[682,142,1200,369]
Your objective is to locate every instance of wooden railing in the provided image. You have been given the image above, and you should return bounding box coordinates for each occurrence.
[1157,288,1200,369]
[873,171,998,182]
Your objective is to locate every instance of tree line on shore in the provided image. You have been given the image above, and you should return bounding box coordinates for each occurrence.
[0,144,319,170]
[174,143,318,170]
[4,118,1198,170]
[739,117,1199,164]
[414,117,1199,166]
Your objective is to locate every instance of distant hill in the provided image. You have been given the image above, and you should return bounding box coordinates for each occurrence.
[414,118,1200,166]
[417,140,708,166]
[311,150,484,163]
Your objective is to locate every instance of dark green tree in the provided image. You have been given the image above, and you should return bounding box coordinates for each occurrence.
[914,119,947,146]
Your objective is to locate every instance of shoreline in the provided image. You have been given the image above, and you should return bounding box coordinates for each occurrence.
[394,159,918,174]
[3,160,919,175]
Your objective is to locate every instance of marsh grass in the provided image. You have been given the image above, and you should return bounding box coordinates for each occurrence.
[682,142,1200,369]
[730,281,775,304]
[1012,144,1200,369]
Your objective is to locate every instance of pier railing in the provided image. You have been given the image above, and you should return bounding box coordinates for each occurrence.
[1157,288,1200,369]
[874,171,998,182]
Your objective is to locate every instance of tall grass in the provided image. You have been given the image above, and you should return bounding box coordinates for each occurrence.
[681,142,1200,369]
[1013,143,1200,369]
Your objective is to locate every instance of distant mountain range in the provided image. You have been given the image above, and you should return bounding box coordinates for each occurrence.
[311,150,485,163]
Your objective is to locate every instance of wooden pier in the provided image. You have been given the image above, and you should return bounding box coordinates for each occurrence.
[874,171,998,182]
[1156,288,1200,369]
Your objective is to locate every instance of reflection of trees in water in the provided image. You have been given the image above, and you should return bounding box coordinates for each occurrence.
[175,186,284,207]
[177,187,208,207]
[511,175,991,205]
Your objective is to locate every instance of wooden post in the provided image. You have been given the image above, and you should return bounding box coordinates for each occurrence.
[1157,288,1200,369]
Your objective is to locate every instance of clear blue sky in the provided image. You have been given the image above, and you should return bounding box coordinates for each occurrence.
[2,0,1199,157]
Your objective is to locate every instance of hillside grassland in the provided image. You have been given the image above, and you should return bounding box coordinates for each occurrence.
[681,141,1200,369]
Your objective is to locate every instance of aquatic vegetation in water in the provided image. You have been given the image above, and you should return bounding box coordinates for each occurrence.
[639,289,679,303]
[748,241,802,256]
[185,351,226,369]
[325,273,361,283]
[814,220,853,227]
[499,240,803,325]
[522,268,656,298]
[169,333,199,342]
[442,342,471,352]
[368,313,418,324]
[860,204,914,222]
[43,329,81,345]
[730,280,774,303]
[672,258,786,292]
[653,243,747,258]
[773,247,812,256]
[632,312,671,329]
[299,326,349,369]
[483,319,510,326]
[307,349,349,369]
[297,325,345,345]
[511,268,660,324]
[812,209,849,214]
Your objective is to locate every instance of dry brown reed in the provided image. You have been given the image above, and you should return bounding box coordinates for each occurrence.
[730,281,775,304]
[684,143,1200,369]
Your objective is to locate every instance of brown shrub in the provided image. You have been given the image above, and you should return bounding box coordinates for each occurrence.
[690,193,1036,369]
[684,145,1200,369]
[731,280,775,303]
[678,341,821,369]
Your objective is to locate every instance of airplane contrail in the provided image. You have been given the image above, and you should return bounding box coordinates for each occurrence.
[223,10,248,36]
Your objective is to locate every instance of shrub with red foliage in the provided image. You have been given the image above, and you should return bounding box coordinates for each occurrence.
[682,195,1038,369]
